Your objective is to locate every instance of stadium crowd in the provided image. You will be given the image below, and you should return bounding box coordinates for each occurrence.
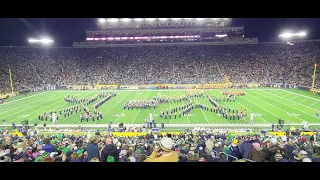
[0,127,319,162]
[1,41,319,94]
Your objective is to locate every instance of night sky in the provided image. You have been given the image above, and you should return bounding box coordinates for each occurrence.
[0,18,319,47]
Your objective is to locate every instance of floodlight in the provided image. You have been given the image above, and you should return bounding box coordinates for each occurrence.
[121,18,131,22]
[183,18,193,20]
[196,18,205,21]
[107,18,119,22]
[145,18,156,21]
[159,18,169,21]
[98,18,106,23]
[171,18,182,20]
[134,18,144,21]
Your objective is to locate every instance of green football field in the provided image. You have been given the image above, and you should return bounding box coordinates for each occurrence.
[1,88,320,126]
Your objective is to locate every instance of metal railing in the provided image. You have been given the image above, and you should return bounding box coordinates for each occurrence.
[212,150,256,162]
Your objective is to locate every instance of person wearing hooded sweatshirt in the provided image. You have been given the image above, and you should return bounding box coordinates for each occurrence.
[240,138,253,159]
[41,138,54,153]
[229,139,242,162]
[248,143,266,162]
[86,136,100,162]
[100,137,117,162]
[144,137,178,162]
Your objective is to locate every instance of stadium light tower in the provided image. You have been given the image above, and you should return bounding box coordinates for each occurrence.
[279,31,307,39]
[28,38,53,45]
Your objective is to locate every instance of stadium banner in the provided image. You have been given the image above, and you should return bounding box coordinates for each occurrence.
[120,86,138,90]
[95,84,118,90]
[111,132,181,137]
[267,132,286,136]
[56,85,67,89]
[69,85,93,90]
[300,132,316,136]
[45,86,56,91]
[33,87,45,92]
[19,89,31,94]
[297,85,310,91]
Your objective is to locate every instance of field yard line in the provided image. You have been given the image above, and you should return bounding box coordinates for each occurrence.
[289,96,300,100]
[281,93,293,98]
[208,90,229,124]
[95,91,133,125]
[273,91,286,95]
[193,97,210,124]
[6,92,83,124]
[280,89,320,101]
[299,99,309,103]
[240,95,280,122]
[262,90,319,111]
[215,90,250,124]
[131,91,152,124]
[251,90,315,119]
[0,92,50,115]
[311,102,318,107]
[245,91,304,122]
[112,92,141,124]
[58,91,99,124]
[14,91,94,125]
[2,92,66,120]
[0,92,47,106]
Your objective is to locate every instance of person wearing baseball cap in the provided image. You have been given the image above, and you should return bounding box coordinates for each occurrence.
[144,137,178,162]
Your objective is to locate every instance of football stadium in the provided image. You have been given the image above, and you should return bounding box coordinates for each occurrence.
[0,18,320,163]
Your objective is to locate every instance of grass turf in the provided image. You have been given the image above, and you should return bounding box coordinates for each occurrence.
[1,88,320,126]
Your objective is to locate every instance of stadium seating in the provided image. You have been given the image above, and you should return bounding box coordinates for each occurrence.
[0,128,318,162]
[1,41,320,94]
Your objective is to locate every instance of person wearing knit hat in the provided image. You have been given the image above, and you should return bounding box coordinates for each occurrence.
[106,156,115,162]
[144,137,178,162]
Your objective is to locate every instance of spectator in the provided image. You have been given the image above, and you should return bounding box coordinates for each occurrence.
[145,137,178,162]
[240,137,253,159]
[42,138,54,153]
[86,136,100,162]
[229,139,242,161]
[100,136,117,162]
[248,143,265,162]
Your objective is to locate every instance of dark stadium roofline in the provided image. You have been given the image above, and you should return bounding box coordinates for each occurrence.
[1,39,319,48]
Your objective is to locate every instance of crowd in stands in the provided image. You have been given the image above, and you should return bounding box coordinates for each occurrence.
[1,41,320,94]
[0,127,319,162]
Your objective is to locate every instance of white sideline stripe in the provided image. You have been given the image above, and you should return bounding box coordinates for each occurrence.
[280,89,320,101]
[268,90,319,111]
[51,88,279,93]
[251,90,315,118]
[6,92,68,123]
[311,102,319,107]
[28,91,92,125]
[246,91,304,122]
[0,92,48,114]
[0,92,47,105]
